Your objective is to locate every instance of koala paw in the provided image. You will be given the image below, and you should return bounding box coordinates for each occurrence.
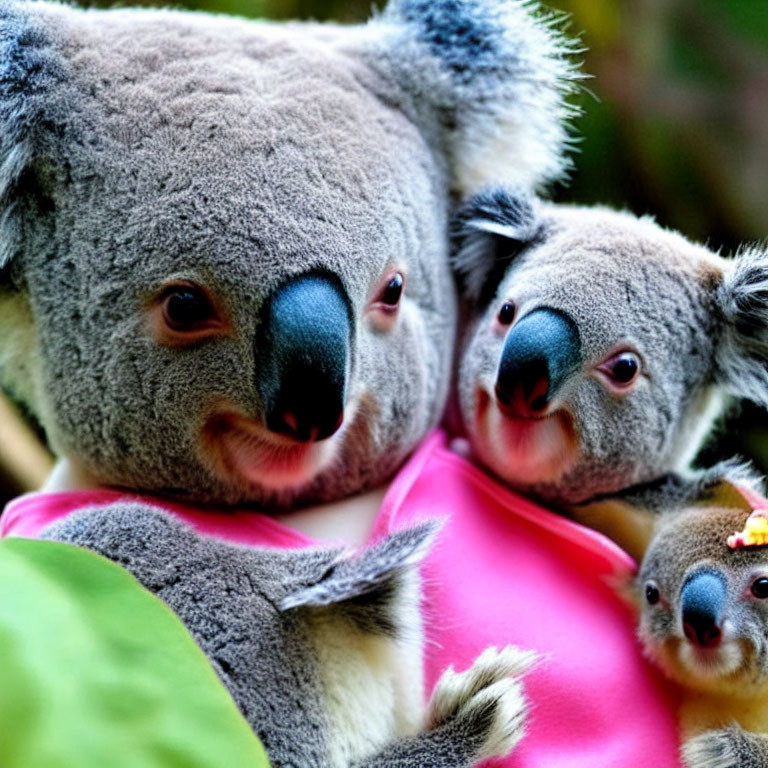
[683,728,741,768]
[427,645,537,762]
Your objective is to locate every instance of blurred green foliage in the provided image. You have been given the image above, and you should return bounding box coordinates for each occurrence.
[0,537,270,768]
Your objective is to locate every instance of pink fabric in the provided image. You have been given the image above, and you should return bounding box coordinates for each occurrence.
[377,432,681,768]
[1,431,681,765]
[0,488,314,548]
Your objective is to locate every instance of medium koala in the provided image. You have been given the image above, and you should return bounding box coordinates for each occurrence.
[43,510,534,768]
[452,187,768,555]
[638,493,768,768]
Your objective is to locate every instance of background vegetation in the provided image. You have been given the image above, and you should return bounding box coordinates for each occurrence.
[2,0,767,503]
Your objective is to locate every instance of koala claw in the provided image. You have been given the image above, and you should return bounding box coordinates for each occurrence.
[682,728,741,768]
[427,645,537,762]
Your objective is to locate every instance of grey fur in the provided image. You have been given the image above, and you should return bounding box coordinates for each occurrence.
[0,0,576,510]
[453,189,767,505]
[683,727,768,768]
[638,504,768,768]
[717,246,768,409]
[588,459,764,515]
[43,506,531,767]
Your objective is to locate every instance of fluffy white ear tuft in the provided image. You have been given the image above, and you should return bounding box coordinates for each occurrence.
[370,0,582,195]
[717,246,768,408]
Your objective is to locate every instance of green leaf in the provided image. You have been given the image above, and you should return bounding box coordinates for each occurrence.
[0,537,270,768]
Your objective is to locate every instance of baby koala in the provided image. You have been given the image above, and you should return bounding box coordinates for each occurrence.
[44,507,533,768]
[452,187,768,555]
[638,488,768,768]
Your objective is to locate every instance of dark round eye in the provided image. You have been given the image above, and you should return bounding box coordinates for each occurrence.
[603,351,640,386]
[497,302,516,326]
[163,287,215,328]
[752,577,768,599]
[380,273,404,306]
[645,581,660,605]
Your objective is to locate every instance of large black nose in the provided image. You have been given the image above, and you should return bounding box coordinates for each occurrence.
[681,570,727,649]
[259,273,352,443]
[495,308,581,417]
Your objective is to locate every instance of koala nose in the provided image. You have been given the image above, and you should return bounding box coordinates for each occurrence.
[259,273,352,443]
[681,570,726,649]
[495,308,581,417]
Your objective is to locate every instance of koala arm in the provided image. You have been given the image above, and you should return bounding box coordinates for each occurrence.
[683,726,768,768]
[354,646,535,768]
[40,503,345,767]
[42,506,534,768]
[569,459,764,561]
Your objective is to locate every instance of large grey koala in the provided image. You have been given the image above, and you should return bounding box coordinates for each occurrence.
[0,0,575,763]
[452,187,768,556]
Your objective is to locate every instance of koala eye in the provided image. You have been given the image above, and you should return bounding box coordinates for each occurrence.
[644,581,661,605]
[597,350,641,390]
[378,272,404,307]
[751,577,768,599]
[368,271,405,332]
[497,302,516,326]
[163,286,217,329]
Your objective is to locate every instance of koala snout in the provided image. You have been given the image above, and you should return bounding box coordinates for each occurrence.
[495,308,581,418]
[680,570,727,649]
[259,273,352,443]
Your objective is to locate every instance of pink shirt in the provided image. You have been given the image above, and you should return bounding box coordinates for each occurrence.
[2,431,681,766]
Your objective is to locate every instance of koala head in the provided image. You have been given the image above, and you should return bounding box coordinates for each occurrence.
[453,187,768,505]
[638,499,768,695]
[0,0,576,508]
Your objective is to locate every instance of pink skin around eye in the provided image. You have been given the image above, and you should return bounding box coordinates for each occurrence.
[491,302,517,336]
[595,350,641,395]
[367,270,405,331]
[147,284,230,346]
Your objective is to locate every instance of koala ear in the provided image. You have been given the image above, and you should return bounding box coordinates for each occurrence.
[0,1,57,272]
[366,0,580,195]
[450,185,541,304]
[716,246,768,408]
[281,521,440,637]
[0,2,60,412]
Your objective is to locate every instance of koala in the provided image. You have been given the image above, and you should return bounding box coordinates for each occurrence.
[0,0,574,759]
[44,509,534,767]
[638,493,768,768]
[452,187,768,556]
[0,0,576,512]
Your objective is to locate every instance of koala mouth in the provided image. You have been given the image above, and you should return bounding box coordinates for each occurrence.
[203,411,340,492]
[670,633,746,686]
[473,387,579,486]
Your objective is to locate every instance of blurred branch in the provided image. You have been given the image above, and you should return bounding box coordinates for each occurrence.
[0,394,53,492]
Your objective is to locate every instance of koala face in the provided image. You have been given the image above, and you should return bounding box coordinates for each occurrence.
[639,505,768,695]
[0,1,576,509]
[454,190,768,505]
[24,49,451,506]
[24,36,451,506]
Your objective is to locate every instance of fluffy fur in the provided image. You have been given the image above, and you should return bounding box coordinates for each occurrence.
[0,0,576,510]
[0,2,573,763]
[638,501,768,768]
[43,508,533,768]
[453,188,768,517]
